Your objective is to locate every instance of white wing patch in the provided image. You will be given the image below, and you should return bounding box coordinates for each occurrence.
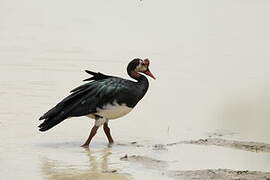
[87,101,132,120]
[95,116,107,126]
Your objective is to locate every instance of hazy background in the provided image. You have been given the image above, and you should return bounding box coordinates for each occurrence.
[1,0,270,179]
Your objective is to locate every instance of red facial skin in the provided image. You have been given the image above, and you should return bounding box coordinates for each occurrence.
[142,59,156,79]
[143,69,156,79]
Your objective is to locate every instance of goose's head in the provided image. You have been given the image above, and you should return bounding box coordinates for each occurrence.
[127,58,156,79]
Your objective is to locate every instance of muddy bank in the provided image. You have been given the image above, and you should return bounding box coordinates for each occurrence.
[119,154,270,180]
[169,169,270,180]
[167,138,270,153]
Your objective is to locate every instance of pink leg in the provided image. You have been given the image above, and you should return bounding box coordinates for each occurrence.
[81,125,99,147]
[103,122,114,144]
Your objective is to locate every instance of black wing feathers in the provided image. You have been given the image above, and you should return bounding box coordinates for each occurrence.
[70,70,111,93]
[83,70,111,81]
[38,71,126,131]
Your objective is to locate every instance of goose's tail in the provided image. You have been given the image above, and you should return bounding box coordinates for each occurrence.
[38,105,67,131]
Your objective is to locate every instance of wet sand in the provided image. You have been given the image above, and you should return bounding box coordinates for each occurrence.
[169,169,270,180]
[167,138,270,153]
[1,0,270,179]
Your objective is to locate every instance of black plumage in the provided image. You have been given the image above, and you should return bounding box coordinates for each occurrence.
[38,59,153,133]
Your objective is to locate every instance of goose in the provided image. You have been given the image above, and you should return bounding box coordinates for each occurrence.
[38,58,155,147]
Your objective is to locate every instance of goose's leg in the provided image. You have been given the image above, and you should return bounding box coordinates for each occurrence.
[81,116,106,147]
[81,125,99,147]
[103,122,114,144]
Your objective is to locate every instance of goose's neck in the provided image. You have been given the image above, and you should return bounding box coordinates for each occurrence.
[128,71,149,95]
[128,71,146,82]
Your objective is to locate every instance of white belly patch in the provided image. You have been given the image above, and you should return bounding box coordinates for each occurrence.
[87,101,132,120]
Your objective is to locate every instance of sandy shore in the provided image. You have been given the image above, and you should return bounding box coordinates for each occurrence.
[167,138,270,153]
[169,169,270,180]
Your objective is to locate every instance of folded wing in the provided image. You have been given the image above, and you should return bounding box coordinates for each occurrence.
[38,71,129,131]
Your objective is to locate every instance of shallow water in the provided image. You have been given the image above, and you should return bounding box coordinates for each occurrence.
[1,0,270,179]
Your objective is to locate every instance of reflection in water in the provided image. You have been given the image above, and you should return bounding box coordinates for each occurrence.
[40,148,130,180]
